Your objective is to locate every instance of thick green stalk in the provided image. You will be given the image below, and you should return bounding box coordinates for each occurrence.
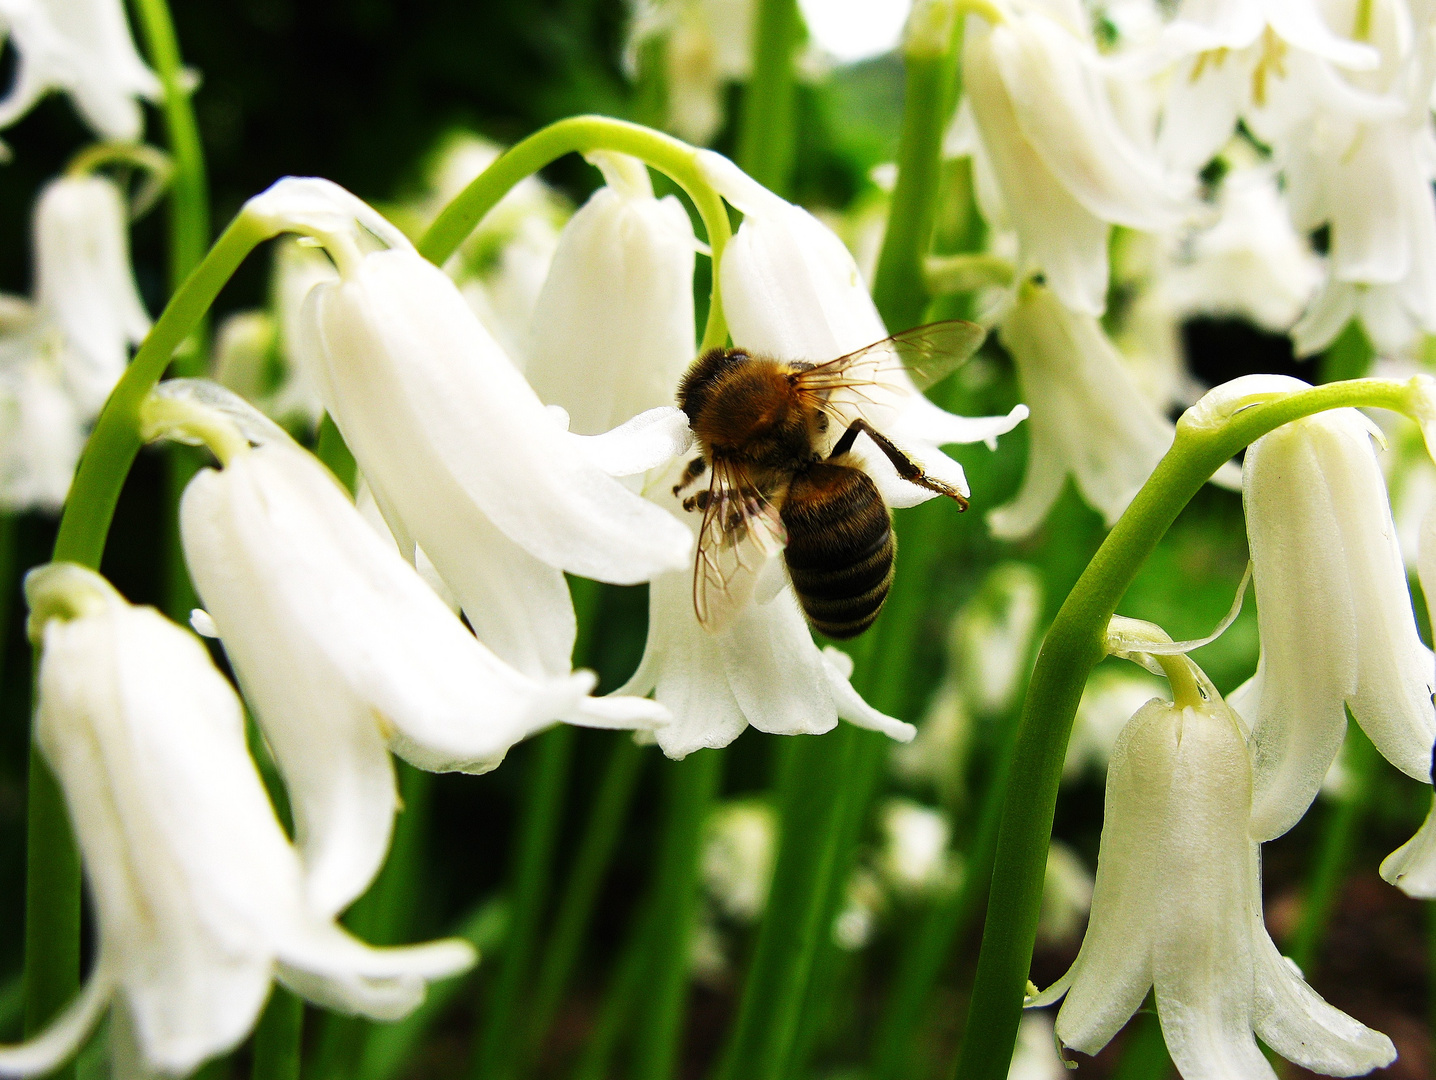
[419,115,731,350]
[712,726,863,1080]
[949,378,1424,1079]
[571,892,659,1080]
[358,899,509,1080]
[632,749,725,1080]
[21,751,80,1080]
[871,10,959,333]
[469,727,577,1080]
[868,690,1023,1080]
[521,738,647,1069]
[735,0,801,196]
[250,989,304,1080]
[1287,725,1379,975]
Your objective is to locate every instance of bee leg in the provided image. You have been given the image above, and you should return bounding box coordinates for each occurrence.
[671,455,708,496]
[829,419,969,510]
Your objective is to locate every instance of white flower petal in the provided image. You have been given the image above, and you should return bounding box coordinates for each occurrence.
[571,406,694,477]
[0,964,114,1076]
[822,646,914,740]
[719,587,836,736]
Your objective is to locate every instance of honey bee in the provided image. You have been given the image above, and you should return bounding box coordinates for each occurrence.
[673,321,984,639]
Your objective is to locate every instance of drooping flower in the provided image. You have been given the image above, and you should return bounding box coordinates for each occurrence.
[1038,842,1093,946]
[604,152,1024,757]
[5,562,475,1079]
[961,0,1192,314]
[242,176,692,679]
[1230,377,1435,841]
[1032,652,1395,1077]
[947,561,1044,716]
[156,380,668,918]
[1061,665,1168,779]
[525,151,696,435]
[876,798,955,896]
[0,0,161,141]
[32,172,150,418]
[989,281,1179,539]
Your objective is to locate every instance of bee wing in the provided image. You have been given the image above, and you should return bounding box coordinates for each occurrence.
[796,320,987,395]
[693,459,788,633]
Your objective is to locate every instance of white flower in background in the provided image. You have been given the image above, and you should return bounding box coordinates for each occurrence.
[1007,1012,1066,1080]
[949,562,1043,716]
[0,0,161,141]
[961,0,1192,315]
[409,132,571,367]
[1231,381,1435,842]
[1380,506,1436,897]
[7,563,475,1079]
[33,172,150,418]
[832,868,886,951]
[215,237,339,428]
[1062,665,1168,778]
[526,151,696,434]
[0,298,83,512]
[1156,0,1381,175]
[892,680,971,805]
[702,799,777,921]
[797,0,912,63]
[626,0,753,145]
[160,381,667,918]
[877,798,955,895]
[989,282,1179,539]
[244,177,692,679]
[1165,162,1324,334]
[1037,841,1093,945]
[1031,665,1395,1077]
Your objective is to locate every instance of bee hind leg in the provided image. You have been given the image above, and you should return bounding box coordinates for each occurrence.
[829,419,969,510]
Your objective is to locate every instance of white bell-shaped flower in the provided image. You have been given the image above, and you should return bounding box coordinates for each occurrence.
[0,299,83,512]
[1380,506,1436,897]
[33,173,150,419]
[1230,380,1435,841]
[526,151,696,434]
[989,282,1177,539]
[962,0,1191,314]
[248,177,692,678]
[626,0,754,145]
[616,153,1021,757]
[6,563,475,1079]
[164,382,668,918]
[1032,661,1395,1077]
[0,0,161,141]
[876,798,954,896]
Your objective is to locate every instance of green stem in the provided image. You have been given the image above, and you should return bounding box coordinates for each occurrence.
[357,899,509,1080]
[1286,724,1378,976]
[469,727,577,1080]
[1110,1007,1172,1080]
[712,726,862,1080]
[736,0,801,197]
[52,211,272,569]
[130,0,211,317]
[418,116,730,351]
[868,695,1023,1080]
[948,377,1425,1080]
[571,892,659,1080]
[250,988,304,1080]
[632,749,725,1080]
[871,11,960,333]
[315,414,358,494]
[21,752,80,1080]
[521,737,647,1070]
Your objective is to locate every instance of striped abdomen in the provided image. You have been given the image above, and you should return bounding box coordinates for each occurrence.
[781,463,893,639]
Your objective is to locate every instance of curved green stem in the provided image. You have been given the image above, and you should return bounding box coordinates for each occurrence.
[949,376,1425,1080]
[52,211,272,569]
[418,115,731,351]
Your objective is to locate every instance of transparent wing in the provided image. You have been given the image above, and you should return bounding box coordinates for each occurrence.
[693,458,788,632]
[795,320,986,396]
